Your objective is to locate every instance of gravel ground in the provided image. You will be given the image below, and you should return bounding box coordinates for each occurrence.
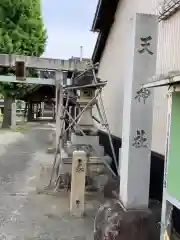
[0,123,98,240]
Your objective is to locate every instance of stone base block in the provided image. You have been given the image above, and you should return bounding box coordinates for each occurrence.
[61,156,108,177]
[48,130,56,144]
[46,147,56,154]
[36,163,56,192]
[71,134,104,156]
[94,200,159,240]
[46,146,61,154]
[56,156,110,192]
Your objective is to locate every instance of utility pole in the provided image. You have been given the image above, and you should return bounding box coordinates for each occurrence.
[80,46,83,61]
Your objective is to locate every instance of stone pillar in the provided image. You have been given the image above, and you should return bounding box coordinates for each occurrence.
[27,101,33,121]
[33,103,36,119]
[41,102,44,117]
[11,102,16,129]
[70,151,87,217]
[24,102,28,120]
[120,13,158,209]
[39,102,41,118]
[52,102,55,120]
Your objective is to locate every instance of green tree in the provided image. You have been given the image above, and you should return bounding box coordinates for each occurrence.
[0,0,47,128]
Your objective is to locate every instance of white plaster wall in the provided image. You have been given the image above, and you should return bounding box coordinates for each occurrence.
[96,0,180,155]
[152,9,180,155]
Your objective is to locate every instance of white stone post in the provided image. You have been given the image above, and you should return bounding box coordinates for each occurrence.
[40,102,44,117]
[11,102,16,129]
[70,151,87,217]
[119,13,158,209]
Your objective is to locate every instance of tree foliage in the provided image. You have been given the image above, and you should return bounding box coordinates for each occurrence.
[0,0,47,98]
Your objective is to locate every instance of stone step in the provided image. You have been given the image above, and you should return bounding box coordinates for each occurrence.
[70,134,105,156]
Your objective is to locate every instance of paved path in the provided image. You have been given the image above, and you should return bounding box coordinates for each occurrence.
[0,123,97,240]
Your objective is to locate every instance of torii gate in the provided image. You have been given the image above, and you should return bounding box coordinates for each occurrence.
[0,53,88,144]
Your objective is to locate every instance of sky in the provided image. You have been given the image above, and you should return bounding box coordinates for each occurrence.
[42,0,98,59]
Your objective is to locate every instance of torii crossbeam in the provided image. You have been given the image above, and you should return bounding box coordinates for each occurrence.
[0,53,88,85]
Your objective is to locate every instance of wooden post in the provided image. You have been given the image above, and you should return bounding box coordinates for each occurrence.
[70,150,87,217]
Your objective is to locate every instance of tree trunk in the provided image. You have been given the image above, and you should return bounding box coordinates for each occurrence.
[2,96,13,128]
